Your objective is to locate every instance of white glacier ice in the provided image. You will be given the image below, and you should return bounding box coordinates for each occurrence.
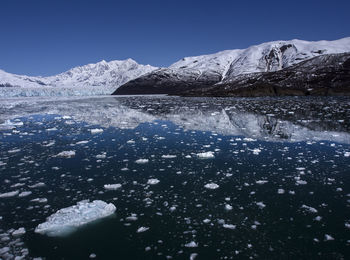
[35,200,116,236]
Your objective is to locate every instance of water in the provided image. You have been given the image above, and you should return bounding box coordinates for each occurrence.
[0,96,349,259]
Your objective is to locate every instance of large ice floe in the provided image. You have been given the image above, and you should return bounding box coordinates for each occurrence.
[35,200,116,237]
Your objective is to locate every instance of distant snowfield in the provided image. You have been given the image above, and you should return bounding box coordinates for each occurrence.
[1,37,350,97]
[0,59,157,97]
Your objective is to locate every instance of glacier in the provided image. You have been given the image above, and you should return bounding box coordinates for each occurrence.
[0,59,157,97]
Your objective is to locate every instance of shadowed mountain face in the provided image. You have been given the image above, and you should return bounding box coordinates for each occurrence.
[114,53,350,97]
[181,53,350,97]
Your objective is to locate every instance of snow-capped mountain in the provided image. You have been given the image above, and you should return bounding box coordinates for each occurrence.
[0,59,157,97]
[114,37,350,95]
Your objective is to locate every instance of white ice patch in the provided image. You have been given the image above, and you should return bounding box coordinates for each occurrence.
[223,224,236,230]
[56,150,75,158]
[147,179,160,185]
[90,128,103,134]
[197,151,215,159]
[256,180,268,185]
[0,190,19,198]
[135,159,149,164]
[35,200,116,237]
[161,155,177,159]
[136,227,150,233]
[104,184,122,190]
[204,183,219,189]
[256,202,266,209]
[301,204,318,214]
[185,241,198,248]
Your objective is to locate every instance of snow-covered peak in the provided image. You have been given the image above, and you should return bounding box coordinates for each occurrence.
[170,37,350,81]
[0,59,157,97]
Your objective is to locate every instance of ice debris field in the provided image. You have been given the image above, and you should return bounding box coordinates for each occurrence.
[0,96,349,259]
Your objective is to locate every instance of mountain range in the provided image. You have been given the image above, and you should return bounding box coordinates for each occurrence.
[1,37,350,97]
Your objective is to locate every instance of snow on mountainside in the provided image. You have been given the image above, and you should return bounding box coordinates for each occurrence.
[0,59,157,97]
[170,37,350,81]
[114,37,350,95]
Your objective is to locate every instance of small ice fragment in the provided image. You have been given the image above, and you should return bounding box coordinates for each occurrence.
[161,155,177,159]
[12,227,26,237]
[90,128,103,134]
[76,140,89,145]
[18,191,32,197]
[104,184,122,190]
[8,149,21,154]
[301,205,318,214]
[0,190,19,198]
[296,180,307,185]
[56,151,75,158]
[277,189,285,194]
[197,151,214,159]
[190,253,198,260]
[223,224,236,230]
[324,234,334,241]
[225,204,233,210]
[256,202,266,209]
[147,179,160,185]
[185,241,198,248]
[137,227,149,233]
[252,148,261,155]
[204,183,219,189]
[256,180,268,185]
[135,159,149,164]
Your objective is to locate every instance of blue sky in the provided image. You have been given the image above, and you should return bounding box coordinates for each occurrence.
[1,0,349,76]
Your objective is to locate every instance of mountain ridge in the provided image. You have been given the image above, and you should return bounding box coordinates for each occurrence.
[113,37,350,95]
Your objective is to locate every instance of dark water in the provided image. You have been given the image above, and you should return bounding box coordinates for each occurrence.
[0,96,349,259]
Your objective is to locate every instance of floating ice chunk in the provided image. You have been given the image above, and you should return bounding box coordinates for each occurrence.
[56,151,75,158]
[104,184,122,190]
[137,227,149,233]
[344,152,350,157]
[190,253,198,260]
[197,152,214,159]
[277,189,285,194]
[147,179,160,185]
[185,155,192,158]
[62,116,72,119]
[223,224,236,230]
[204,183,219,189]
[256,202,266,209]
[225,204,233,211]
[96,153,106,159]
[161,155,177,159]
[76,140,89,145]
[18,191,32,197]
[324,234,334,241]
[135,159,149,164]
[12,227,26,237]
[256,180,268,185]
[296,180,307,185]
[185,241,198,248]
[251,148,261,155]
[203,219,211,223]
[35,200,116,236]
[8,149,21,154]
[90,128,103,134]
[0,190,19,198]
[29,182,46,188]
[301,205,318,214]
[31,198,48,203]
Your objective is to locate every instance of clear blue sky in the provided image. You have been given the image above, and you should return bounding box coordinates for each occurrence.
[1,0,349,76]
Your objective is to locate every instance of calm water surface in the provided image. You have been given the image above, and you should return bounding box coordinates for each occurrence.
[0,96,349,259]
